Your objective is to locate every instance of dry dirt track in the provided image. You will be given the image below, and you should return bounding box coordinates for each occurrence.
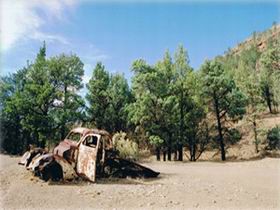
[0,154,279,210]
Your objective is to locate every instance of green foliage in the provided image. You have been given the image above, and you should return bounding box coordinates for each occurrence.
[1,25,279,161]
[0,43,85,153]
[259,43,280,112]
[128,55,172,148]
[112,132,139,160]
[0,70,30,154]
[48,54,86,139]
[86,63,131,132]
[267,126,280,150]
[128,46,207,161]
[201,59,246,160]
[148,135,164,145]
[224,128,242,145]
[107,73,132,132]
[86,62,110,128]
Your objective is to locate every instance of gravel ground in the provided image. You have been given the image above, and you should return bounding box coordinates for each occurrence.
[1,154,279,210]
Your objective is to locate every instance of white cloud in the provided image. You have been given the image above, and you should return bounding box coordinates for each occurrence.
[31,31,70,45]
[0,0,76,51]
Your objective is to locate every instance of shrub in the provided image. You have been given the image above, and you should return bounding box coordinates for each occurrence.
[267,126,280,150]
[112,132,139,161]
[223,128,242,145]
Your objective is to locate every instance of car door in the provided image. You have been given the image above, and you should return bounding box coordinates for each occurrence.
[76,133,101,182]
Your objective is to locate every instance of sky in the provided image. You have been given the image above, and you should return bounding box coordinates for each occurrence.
[1,0,279,86]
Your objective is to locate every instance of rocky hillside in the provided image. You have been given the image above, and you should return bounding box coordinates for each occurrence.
[230,24,280,55]
[200,24,280,161]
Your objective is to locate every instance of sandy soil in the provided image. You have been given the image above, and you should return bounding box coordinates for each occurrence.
[1,154,279,210]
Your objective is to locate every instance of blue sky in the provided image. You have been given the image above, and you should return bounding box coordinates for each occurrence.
[1,0,279,85]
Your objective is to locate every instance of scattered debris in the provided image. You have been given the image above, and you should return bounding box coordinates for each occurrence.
[19,127,160,182]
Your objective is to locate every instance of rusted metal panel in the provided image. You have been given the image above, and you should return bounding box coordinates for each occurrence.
[19,128,160,183]
[19,147,45,167]
[18,151,31,166]
[76,134,101,182]
[54,155,78,180]
[27,153,53,171]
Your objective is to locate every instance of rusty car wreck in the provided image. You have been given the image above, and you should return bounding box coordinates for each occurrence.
[19,127,160,182]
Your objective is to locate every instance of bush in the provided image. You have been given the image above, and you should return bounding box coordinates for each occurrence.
[112,132,139,161]
[224,128,242,145]
[267,126,280,150]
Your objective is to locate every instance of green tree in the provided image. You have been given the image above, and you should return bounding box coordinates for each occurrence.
[128,59,166,160]
[48,54,85,140]
[1,43,86,152]
[86,62,110,130]
[86,63,131,133]
[172,45,194,161]
[236,47,264,153]
[0,68,30,153]
[16,43,56,147]
[201,59,246,161]
[183,71,207,161]
[260,42,280,113]
[107,73,132,132]
[129,46,207,162]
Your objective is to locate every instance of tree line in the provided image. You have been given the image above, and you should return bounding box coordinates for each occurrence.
[1,26,279,161]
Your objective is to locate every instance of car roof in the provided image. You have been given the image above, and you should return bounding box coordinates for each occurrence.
[70,127,111,137]
[70,127,91,135]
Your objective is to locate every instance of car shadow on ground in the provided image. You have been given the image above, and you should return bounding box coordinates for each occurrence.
[46,173,168,186]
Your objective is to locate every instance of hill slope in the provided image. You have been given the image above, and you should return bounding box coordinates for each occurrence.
[201,24,280,161]
[230,24,280,55]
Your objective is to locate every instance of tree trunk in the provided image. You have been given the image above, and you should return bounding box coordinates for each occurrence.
[265,86,273,113]
[174,149,178,161]
[192,143,196,161]
[191,134,196,161]
[253,120,259,153]
[214,94,226,161]
[163,150,166,161]
[167,146,171,161]
[178,144,183,161]
[61,84,67,139]
[167,132,172,161]
[156,147,160,161]
[189,146,193,161]
[193,140,196,161]
[178,89,184,162]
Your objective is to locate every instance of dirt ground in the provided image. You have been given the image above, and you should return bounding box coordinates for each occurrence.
[0,154,279,210]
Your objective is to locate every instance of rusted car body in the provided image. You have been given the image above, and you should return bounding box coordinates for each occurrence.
[19,127,159,182]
